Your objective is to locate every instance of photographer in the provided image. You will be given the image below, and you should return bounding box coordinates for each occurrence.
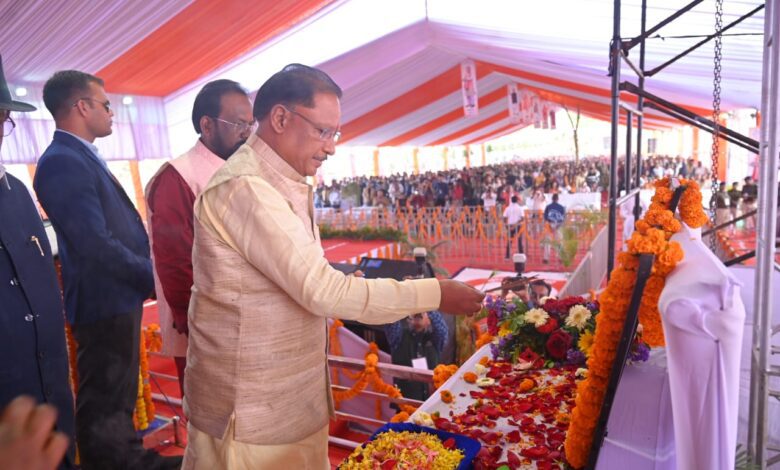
[384,311,448,401]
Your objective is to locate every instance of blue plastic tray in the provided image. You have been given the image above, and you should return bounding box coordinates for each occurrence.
[361,422,481,470]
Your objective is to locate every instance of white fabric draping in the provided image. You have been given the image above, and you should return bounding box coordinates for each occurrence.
[2,83,171,164]
[659,224,746,470]
[0,0,192,83]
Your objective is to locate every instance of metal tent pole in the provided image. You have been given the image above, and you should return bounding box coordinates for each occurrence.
[748,0,779,466]
[606,0,621,280]
[634,0,648,222]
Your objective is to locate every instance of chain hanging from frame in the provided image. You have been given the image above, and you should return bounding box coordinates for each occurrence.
[709,0,724,252]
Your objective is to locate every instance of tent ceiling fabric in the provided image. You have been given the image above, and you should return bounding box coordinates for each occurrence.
[96,0,337,96]
[0,0,335,94]
[0,0,193,83]
[1,0,765,152]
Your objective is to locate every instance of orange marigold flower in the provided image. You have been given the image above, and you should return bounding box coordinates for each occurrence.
[518,378,535,393]
[617,252,640,270]
[390,411,409,423]
[440,390,454,403]
[463,372,478,384]
[478,356,490,366]
[475,332,494,349]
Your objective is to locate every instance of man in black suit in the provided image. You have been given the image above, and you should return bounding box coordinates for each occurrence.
[34,70,181,470]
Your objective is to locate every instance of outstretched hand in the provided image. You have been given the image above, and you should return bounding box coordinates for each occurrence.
[437,279,486,315]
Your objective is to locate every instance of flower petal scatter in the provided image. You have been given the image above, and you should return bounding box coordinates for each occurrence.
[431,358,579,469]
[564,177,706,468]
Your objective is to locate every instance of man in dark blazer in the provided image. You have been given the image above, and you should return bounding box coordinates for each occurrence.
[0,55,74,470]
[34,70,181,470]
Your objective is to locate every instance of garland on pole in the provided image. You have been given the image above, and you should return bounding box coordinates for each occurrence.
[564,177,708,468]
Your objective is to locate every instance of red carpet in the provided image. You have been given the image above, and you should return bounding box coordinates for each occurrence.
[717,226,780,266]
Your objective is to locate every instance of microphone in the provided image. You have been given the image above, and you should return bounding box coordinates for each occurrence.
[413,247,427,277]
[513,253,526,275]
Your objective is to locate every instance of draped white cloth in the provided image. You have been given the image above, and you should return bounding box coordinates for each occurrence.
[659,224,745,470]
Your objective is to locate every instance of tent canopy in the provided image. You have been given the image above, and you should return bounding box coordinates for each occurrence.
[0,0,765,155]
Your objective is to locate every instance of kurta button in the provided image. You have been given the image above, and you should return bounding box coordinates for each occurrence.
[24,314,34,322]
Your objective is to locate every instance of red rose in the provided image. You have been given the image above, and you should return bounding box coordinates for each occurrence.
[519,347,540,364]
[545,330,572,360]
[487,310,499,336]
[536,317,559,334]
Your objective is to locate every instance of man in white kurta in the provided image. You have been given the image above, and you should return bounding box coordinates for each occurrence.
[659,222,745,470]
[182,64,484,469]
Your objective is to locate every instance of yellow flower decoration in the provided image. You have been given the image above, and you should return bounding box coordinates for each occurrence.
[578,330,594,357]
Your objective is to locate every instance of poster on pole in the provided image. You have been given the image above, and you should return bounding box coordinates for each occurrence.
[461,60,479,117]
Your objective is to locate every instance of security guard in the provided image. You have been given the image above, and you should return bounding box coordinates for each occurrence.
[0,55,75,469]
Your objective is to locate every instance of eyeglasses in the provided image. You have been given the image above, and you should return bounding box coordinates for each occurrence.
[283,106,341,143]
[2,114,14,137]
[212,117,257,134]
[74,97,111,113]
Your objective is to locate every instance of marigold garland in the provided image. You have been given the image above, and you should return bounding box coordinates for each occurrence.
[328,319,362,386]
[133,326,155,431]
[564,177,707,469]
[331,342,405,418]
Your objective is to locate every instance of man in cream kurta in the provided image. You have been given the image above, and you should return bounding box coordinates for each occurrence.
[182,64,484,469]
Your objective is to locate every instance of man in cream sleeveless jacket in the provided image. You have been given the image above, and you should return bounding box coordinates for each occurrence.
[182,64,485,469]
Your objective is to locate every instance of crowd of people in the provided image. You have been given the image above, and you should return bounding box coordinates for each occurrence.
[314,154,715,212]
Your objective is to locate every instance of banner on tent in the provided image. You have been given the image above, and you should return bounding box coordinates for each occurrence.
[461,60,479,117]
[507,84,522,124]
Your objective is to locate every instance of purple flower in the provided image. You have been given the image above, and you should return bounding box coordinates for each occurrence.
[566,349,586,365]
[490,342,500,359]
[630,342,651,362]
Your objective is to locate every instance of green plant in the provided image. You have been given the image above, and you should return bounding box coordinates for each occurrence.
[318,225,406,242]
[541,227,579,267]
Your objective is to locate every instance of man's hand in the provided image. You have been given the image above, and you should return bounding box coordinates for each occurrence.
[437,279,485,315]
[0,396,69,470]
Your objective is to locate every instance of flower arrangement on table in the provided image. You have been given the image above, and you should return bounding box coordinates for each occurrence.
[482,295,650,369]
[341,429,465,469]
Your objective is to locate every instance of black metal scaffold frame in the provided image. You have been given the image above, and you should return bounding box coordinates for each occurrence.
[592,1,768,468]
